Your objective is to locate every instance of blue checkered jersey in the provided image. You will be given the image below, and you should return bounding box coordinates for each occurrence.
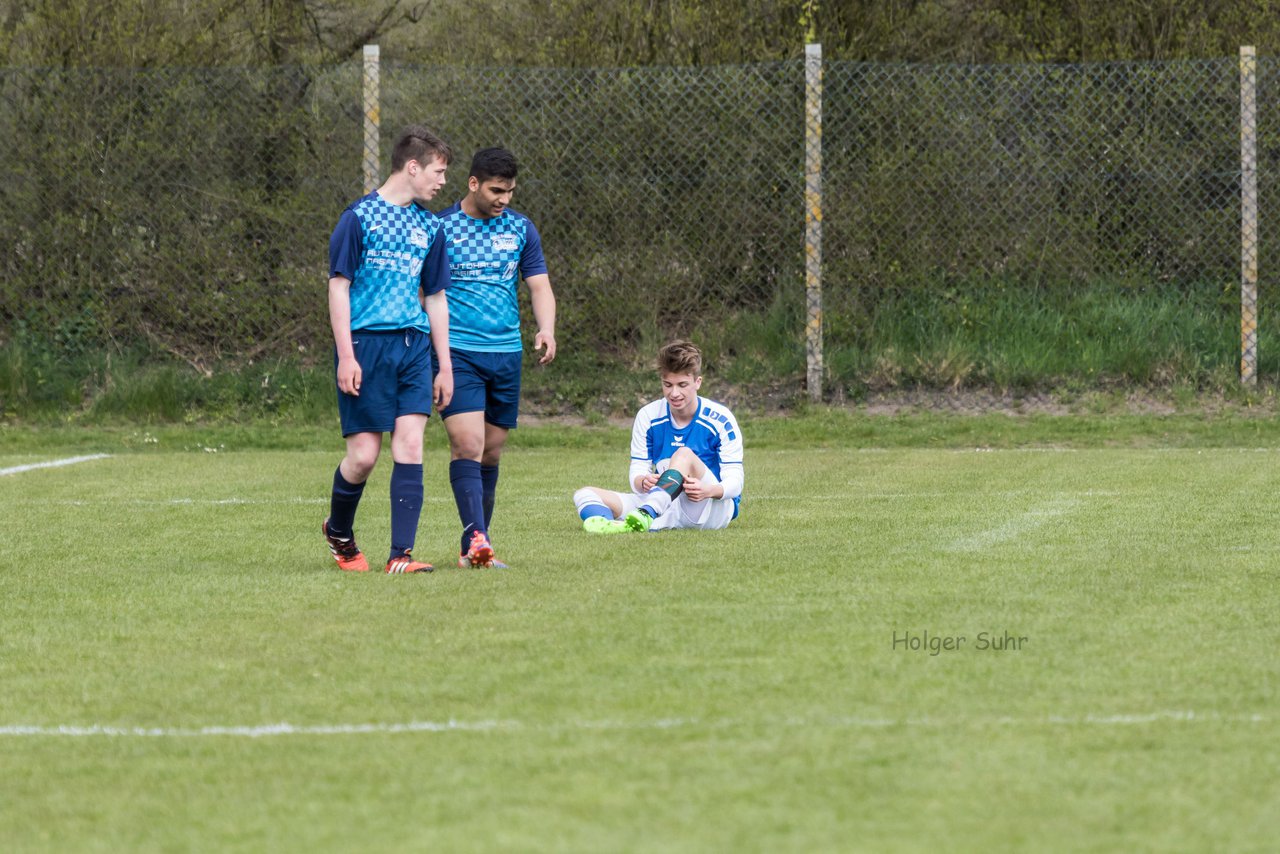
[628,397,745,507]
[437,202,548,352]
[328,192,449,333]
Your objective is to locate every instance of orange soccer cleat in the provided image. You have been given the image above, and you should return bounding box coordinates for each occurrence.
[461,530,496,568]
[384,551,433,574]
[323,518,369,572]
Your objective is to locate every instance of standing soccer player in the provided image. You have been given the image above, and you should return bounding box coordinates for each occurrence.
[322,125,455,575]
[437,147,557,568]
[573,340,744,534]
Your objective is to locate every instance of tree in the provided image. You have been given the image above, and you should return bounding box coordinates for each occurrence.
[0,0,432,66]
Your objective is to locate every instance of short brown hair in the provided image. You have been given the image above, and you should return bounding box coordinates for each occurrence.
[658,340,702,377]
[391,125,452,172]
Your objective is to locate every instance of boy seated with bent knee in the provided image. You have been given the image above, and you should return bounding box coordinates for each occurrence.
[574,340,744,533]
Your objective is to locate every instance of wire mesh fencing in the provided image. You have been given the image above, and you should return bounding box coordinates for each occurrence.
[827,60,1242,289]
[820,56,1263,387]
[0,63,361,371]
[380,60,804,363]
[0,53,1270,387]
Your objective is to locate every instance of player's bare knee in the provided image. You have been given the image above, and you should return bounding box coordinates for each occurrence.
[575,487,622,519]
[343,439,380,478]
[449,436,485,461]
[390,436,424,463]
[670,446,704,477]
[342,455,377,481]
[482,426,509,464]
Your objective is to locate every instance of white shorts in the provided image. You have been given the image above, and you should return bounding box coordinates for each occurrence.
[620,468,738,531]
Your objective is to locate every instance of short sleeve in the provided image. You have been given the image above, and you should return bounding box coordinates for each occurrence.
[420,222,450,296]
[520,218,549,278]
[328,209,362,280]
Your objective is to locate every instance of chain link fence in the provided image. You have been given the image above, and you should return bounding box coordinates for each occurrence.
[828,60,1242,287]
[0,63,360,371]
[0,53,1272,388]
[822,56,1268,388]
[380,60,803,369]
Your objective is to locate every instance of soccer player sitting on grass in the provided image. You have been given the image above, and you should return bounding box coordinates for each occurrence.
[574,340,743,534]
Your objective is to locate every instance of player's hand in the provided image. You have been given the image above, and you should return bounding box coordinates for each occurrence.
[637,473,659,493]
[534,330,557,365]
[337,356,361,396]
[433,366,454,409]
[683,477,721,502]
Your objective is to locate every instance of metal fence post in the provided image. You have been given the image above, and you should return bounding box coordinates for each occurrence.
[805,43,824,403]
[1241,45,1259,386]
[363,44,381,193]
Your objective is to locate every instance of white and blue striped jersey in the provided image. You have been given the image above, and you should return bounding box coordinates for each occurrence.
[437,202,548,353]
[328,192,449,333]
[628,396,745,510]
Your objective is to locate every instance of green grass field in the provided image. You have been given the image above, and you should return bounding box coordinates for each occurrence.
[3,416,1279,852]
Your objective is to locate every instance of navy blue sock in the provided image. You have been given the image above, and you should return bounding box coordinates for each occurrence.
[480,464,500,531]
[328,466,366,538]
[388,462,423,559]
[450,459,485,555]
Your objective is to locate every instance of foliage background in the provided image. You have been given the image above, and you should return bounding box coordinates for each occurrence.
[3,1,1280,417]
[9,1,1280,67]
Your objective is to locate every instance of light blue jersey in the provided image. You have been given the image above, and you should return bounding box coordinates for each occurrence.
[438,202,548,352]
[628,396,745,512]
[328,192,449,333]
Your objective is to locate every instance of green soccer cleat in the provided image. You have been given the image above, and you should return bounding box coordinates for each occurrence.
[623,509,653,533]
[583,516,627,534]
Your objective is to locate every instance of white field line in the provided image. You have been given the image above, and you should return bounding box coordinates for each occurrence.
[22,491,1122,508]
[945,495,1081,553]
[24,497,465,507]
[0,454,111,477]
[28,497,334,507]
[772,489,1123,501]
[17,488,1135,510]
[0,710,1268,739]
[758,448,1083,455]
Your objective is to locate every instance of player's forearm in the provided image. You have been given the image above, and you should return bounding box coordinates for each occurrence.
[327,276,356,358]
[528,276,556,336]
[423,292,452,371]
[629,461,651,493]
[719,466,744,501]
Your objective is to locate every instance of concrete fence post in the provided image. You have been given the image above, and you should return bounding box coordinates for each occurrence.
[363,45,381,194]
[1241,45,1259,385]
[805,43,824,403]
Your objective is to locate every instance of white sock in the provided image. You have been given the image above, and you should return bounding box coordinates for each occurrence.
[641,489,673,517]
[574,488,615,519]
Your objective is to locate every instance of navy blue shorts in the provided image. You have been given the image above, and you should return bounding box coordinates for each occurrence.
[335,329,434,436]
[437,348,522,429]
